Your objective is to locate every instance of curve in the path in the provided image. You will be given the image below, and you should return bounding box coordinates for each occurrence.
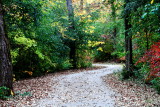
[32,64,123,107]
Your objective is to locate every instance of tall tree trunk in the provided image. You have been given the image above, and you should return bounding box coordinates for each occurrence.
[66,0,75,30]
[80,0,83,10]
[124,0,133,75]
[66,0,77,68]
[0,0,13,94]
[109,0,117,61]
[110,0,117,39]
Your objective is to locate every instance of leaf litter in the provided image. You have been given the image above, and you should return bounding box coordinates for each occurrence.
[103,73,160,107]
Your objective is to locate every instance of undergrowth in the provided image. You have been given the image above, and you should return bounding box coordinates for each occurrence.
[0,86,10,100]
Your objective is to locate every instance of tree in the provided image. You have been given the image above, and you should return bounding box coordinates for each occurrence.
[80,0,84,10]
[66,0,77,68]
[124,0,133,76]
[109,0,117,39]
[123,0,149,77]
[0,0,13,95]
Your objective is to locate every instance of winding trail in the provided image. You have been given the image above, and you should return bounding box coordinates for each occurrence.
[31,63,123,107]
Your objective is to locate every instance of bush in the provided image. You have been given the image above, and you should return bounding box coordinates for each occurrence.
[120,67,134,80]
[135,41,160,82]
[151,77,160,94]
[0,86,10,100]
[94,36,114,62]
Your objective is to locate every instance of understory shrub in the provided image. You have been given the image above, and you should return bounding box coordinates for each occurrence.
[135,41,160,93]
[120,69,135,80]
[0,86,10,100]
[151,77,160,94]
[94,36,114,62]
[136,41,160,82]
[75,43,93,68]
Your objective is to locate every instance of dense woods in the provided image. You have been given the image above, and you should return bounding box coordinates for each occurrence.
[0,0,160,98]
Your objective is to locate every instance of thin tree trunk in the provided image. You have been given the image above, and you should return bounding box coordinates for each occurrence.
[66,0,77,68]
[109,0,117,61]
[0,0,13,94]
[66,0,75,30]
[110,0,116,37]
[146,32,149,51]
[80,0,83,10]
[124,0,133,75]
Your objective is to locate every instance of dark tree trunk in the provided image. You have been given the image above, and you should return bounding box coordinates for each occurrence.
[69,40,77,68]
[0,0,13,94]
[66,0,77,68]
[113,28,117,39]
[124,0,133,75]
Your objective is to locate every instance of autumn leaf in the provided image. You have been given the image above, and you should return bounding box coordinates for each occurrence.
[11,90,14,96]
[151,0,154,4]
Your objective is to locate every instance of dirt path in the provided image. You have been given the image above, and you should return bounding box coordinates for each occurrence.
[1,63,123,107]
[30,64,123,107]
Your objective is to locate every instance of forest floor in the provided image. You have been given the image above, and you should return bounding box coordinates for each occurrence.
[1,63,160,107]
[103,71,160,106]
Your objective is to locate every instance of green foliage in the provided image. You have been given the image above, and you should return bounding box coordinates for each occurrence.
[122,0,160,93]
[0,86,10,100]
[136,64,150,79]
[2,0,159,94]
[120,67,134,80]
[76,45,93,68]
[151,77,160,94]
[131,2,160,76]
[98,0,125,61]
[94,39,114,61]
[0,86,31,100]
[3,0,72,79]
[15,91,31,97]
[3,0,106,79]
[142,3,160,19]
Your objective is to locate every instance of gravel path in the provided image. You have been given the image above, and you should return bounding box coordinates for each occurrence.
[1,64,123,107]
[30,64,123,107]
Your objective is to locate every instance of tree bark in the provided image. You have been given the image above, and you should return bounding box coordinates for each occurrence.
[66,0,77,68]
[124,0,133,75]
[0,0,13,93]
